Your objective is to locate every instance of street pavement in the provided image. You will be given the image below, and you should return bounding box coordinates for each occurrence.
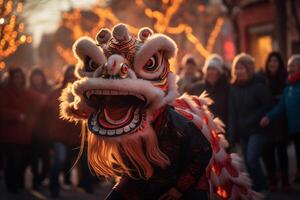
[0,177,113,200]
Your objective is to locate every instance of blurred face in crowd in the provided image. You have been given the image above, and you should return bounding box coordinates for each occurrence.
[184,62,197,77]
[235,63,249,82]
[12,71,25,90]
[287,58,300,76]
[206,67,220,85]
[268,56,279,75]
[32,73,44,87]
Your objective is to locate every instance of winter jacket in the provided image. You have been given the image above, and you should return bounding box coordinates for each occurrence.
[188,75,229,126]
[267,80,300,134]
[227,75,272,143]
[0,87,42,145]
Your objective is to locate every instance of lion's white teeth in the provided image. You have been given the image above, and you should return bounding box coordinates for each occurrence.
[89,109,143,136]
[124,126,130,133]
[99,128,107,135]
[129,122,135,128]
[116,128,123,135]
[107,130,115,136]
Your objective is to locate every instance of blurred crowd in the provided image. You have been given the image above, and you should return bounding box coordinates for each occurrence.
[0,65,99,198]
[178,52,300,194]
[0,51,300,198]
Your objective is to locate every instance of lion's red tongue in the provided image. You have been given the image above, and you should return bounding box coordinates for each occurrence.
[102,96,140,121]
[102,96,130,120]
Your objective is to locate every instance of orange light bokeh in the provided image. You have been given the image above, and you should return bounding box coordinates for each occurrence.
[0,0,32,68]
[57,0,224,65]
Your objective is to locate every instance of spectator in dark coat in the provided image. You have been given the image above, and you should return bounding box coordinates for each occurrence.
[29,68,52,190]
[0,68,41,193]
[41,65,81,197]
[227,53,272,192]
[261,54,300,184]
[188,54,229,126]
[261,52,290,192]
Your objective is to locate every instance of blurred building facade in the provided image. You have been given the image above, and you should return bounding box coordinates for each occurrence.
[235,0,300,68]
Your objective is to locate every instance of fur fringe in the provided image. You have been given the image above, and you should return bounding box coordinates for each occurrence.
[173,93,263,200]
[87,116,169,180]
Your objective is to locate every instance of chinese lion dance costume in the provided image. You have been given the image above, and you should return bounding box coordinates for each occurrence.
[60,24,260,200]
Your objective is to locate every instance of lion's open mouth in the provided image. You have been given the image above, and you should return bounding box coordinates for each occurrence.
[85,89,147,136]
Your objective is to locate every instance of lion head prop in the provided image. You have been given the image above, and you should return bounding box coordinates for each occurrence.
[60,23,262,200]
[60,23,179,179]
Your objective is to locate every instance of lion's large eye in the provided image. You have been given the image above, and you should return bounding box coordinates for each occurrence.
[85,56,99,72]
[143,55,158,72]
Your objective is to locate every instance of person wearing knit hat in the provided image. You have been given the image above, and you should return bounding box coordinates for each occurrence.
[188,54,230,125]
[177,54,202,94]
[202,54,224,75]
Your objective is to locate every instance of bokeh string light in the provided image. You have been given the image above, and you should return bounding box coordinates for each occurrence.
[57,0,224,64]
[0,0,32,69]
[56,6,140,64]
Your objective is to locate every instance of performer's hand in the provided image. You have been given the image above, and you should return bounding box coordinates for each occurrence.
[260,116,270,127]
[159,187,182,200]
